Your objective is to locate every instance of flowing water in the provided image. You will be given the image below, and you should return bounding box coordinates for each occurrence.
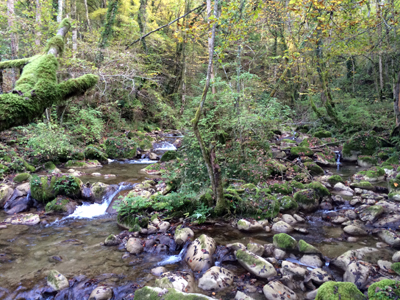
[0,158,395,299]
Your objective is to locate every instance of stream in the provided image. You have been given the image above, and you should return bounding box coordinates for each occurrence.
[0,160,396,299]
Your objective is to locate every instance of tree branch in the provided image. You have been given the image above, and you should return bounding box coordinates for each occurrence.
[125,3,205,49]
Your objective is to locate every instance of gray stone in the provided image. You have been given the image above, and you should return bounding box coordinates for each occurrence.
[89,286,113,300]
[263,281,297,300]
[126,238,144,255]
[184,234,216,272]
[272,221,293,233]
[300,255,323,268]
[236,249,277,279]
[47,270,69,291]
[198,266,234,291]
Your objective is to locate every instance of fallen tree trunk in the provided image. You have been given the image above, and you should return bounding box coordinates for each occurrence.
[0,18,98,131]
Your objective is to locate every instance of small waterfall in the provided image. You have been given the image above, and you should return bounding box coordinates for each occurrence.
[153,141,177,152]
[127,158,158,164]
[157,242,190,266]
[335,151,341,170]
[64,183,133,220]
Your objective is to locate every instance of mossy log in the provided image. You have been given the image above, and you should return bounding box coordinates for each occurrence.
[0,18,98,131]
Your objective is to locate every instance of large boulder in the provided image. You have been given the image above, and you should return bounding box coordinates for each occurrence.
[0,184,13,208]
[90,182,109,203]
[237,219,264,231]
[281,261,307,279]
[343,261,371,289]
[332,247,380,271]
[357,205,384,222]
[271,221,293,233]
[298,239,320,254]
[105,137,137,159]
[155,271,194,292]
[247,242,264,256]
[184,234,216,272]
[88,286,113,300]
[47,270,69,291]
[378,230,400,248]
[30,175,82,202]
[304,268,333,286]
[126,238,144,254]
[263,281,297,300]
[198,266,234,291]
[342,133,382,161]
[368,279,400,300]
[4,213,40,225]
[316,281,365,300]
[235,249,277,279]
[294,189,320,212]
[333,182,354,196]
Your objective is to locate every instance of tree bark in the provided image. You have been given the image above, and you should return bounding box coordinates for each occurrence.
[72,0,77,58]
[138,0,148,52]
[394,71,400,128]
[35,0,41,46]
[84,0,91,30]
[57,0,63,23]
[192,0,226,215]
[7,0,18,87]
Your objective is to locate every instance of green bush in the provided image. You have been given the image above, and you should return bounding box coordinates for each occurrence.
[105,137,137,159]
[66,107,104,144]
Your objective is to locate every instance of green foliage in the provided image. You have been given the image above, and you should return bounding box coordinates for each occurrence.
[316,281,365,300]
[368,279,400,300]
[190,203,212,224]
[160,150,178,162]
[105,137,137,159]
[28,123,74,161]
[54,175,82,199]
[84,145,107,161]
[65,107,104,144]
[343,132,382,157]
[45,197,70,212]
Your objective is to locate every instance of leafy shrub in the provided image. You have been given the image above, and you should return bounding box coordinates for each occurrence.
[105,137,137,158]
[66,107,104,144]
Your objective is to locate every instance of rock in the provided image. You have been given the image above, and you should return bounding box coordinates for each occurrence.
[377,260,392,272]
[315,281,365,300]
[368,279,400,300]
[294,189,320,212]
[89,286,113,300]
[184,234,216,272]
[264,243,275,256]
[92,172,102,176]
[235,249,277,279]
[4,213,40,225]
[47,270,69,291]
[158,221,170,233]
[147,225,157,234]
[174,225,194,245]
[378,230,400,248]
[304,268,333,286]
[274,248,286,260]
[126,238,144,254]
[104,234,120,246]
[151,266,167,276]
[345,210,357,220]
[156,271,194,292]
[273,233,297,250]
[392,262,400,275]
[237,219,264,231]
[333,182,354,196]
[373,214,400,229]
[304,162,324,176]
[357,205,384,222]
[293,214,305,222]
[0,184,13,208]
[393,251,400,262]
[226,242,246,251]
[198,266,234,291]
[305,289,319,300]
[263,281,297,300]
[300,255,323,268]
[247,242,264,256]
[332,247,380,271]
[298,239,320,254]
[13,173,31,183]
[90,182,110,203]
[272,221,293,233]
[281,214,297,225]
[149,152,158,160]
[281,261,307,279]
[133,287,214,300]
[343,261,371,289]
[343,225,367,236]
[234,291,255,300]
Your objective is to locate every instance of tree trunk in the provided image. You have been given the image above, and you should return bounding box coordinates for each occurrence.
[138,0,148,52]
[0,19,98,132]
[57,0,63,23]
[72,0,77,58]
[179,0,190,115]
[35,0,41,46]
[394,72,400,128]
[84,0,91,30]
[7,0,17,87]
[192,0,226,215]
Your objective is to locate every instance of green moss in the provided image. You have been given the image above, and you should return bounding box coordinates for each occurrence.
[133,286,211,300]
[307,181,330,197]
[358,167,385,179]
[151,213,159,222]
[273,233,297,250]
[343,132,382,157]
[350,181,374,189]
[270,182,293,195]
[392,262,400,275]
[65,160,86,168]
[45,197,70,212]
[314,130,332,138]
[357,155,378,166]
[290,181,305,190]
[105,137,137,159]
[281,139,297,144]
[368,279,400,300]
[236,249,263,266]
[13,173,31,183]
[290,146,314,157]
[328,175,343,186]
[23,160,35,172]
[267,160,287,175]
[44,161,56,172]
[294,189,318,205]
[30,175,57,203]
[160,150,177,162]
[278,196,298,212]
[241,183,257,190]
[304,162,324,176]
[299,137,323,148]
[298,239,320,254]
[316,282,365,300]
[0,57,31,69]
[54,175,82,199]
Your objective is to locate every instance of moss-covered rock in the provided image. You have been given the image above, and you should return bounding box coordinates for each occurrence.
[266,160,287,175]
[354,167,385,182]
[160,150,177,162]
[392,262,400,275]
[350,181,374,190]
[273,233,297,250]
[105,137,137,159]
[235,249,277,279]
[91,182,109,202]
[23,160,35,172]
[269,182,293,195]
[357,155,378,167]
[307,181,330,197]
[133,286,214,300]
[294,189,319,212]
[382,154,400,167]
[47,269,69,291]
[299,137,323,148]
[316,281,365,300]
[314,130,332,138]
[327,175,343,186]
[13,173,31,183]
[65,159,101,169]
[277,196,298,212]
[45,196,71,213]
[84,145,107,161]
[304,162,324,176]
[368,279,400,300]
[290,146,314,157]
[343,132,382,160]
[290,181,305,190]
[53,175,82,199]
[44,161,57,172]
[30,175,57,202]
[298,239,320,254]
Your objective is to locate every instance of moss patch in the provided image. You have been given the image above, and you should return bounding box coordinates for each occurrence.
[277,196,298,212]
[105,137,137,159]
[269,182,293,195]
[273,233,297,250]
[304,162,324,176]
[343,132,382,157]
[14,173,31,183]
[307,181,330,197]
[368,279,400,300]
[328,175,343,186]
[316,281,365,300]
[290,146,314,157]
[314,130,332,138]
[160,150,177,162]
